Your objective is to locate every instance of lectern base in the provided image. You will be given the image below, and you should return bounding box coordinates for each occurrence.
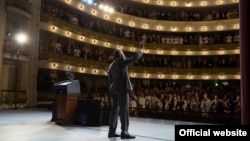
[55,95,78,125]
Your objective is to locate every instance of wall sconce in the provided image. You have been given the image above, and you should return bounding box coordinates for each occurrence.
[66,31,71,36]
[130,21,135,26]
[51,26,56,30]
[172,75,178,79]
[157,50,163,54]
[203,75,208,79]
[187,75,193,79]
[105,42,110,46]
[80,36,85,40]
[143,49,148,53]
[157,0,163,5]
[81,67,85,72]
[201,1,207,6]
[79,4,84,10]
[157,26,162,30]
[104,15,109,19]
[131,73,136,77]
[171,1,176,6]
[91,10,96,15]
[52,63,57,68]
[117,18,122,23]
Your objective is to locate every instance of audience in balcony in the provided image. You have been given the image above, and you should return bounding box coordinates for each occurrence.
[41,38,239,69]
[40,1,240,47]
[73,45,81,57]
[114,1,239,21]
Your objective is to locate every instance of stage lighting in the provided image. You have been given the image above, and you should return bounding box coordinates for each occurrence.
[83,0,96,5]
[82,0,114,13]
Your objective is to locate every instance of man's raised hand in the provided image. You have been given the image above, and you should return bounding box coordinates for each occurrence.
[140,40,145,49]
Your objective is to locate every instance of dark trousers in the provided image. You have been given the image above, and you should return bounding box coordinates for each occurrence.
[108,89,129,134]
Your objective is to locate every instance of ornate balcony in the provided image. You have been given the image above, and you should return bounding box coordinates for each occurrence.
[40,13,239,51]
[6,0,31,14]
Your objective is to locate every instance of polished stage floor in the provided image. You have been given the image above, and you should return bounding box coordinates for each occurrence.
[0,108,206,141]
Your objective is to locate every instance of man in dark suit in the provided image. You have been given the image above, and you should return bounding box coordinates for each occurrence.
[108,42,144,139]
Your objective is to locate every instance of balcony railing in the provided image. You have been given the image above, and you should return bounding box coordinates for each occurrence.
[39,50,240,74]
[3,39,29,57]
[40,13,239,51]
[0,89,27,109]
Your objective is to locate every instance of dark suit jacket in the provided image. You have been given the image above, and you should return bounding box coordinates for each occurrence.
[108,50,143,92]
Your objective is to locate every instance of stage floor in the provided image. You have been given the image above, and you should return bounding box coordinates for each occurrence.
[0,108,207,141]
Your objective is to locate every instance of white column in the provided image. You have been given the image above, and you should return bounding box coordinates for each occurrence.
[25,0,41,107]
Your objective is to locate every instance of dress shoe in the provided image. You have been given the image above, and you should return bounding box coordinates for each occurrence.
[108,133,120,138]
[121,134,136,139]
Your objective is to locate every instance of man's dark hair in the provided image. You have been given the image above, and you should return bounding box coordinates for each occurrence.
[113,49,120,59]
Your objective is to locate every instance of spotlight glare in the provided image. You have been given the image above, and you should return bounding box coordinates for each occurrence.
[85,0,114,13]
[109,8,114,13]
[103,5,109,12]
[87,0,93,5]
[99,3,104,9]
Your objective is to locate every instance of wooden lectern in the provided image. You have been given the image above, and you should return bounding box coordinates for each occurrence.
[53,80,80,125]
